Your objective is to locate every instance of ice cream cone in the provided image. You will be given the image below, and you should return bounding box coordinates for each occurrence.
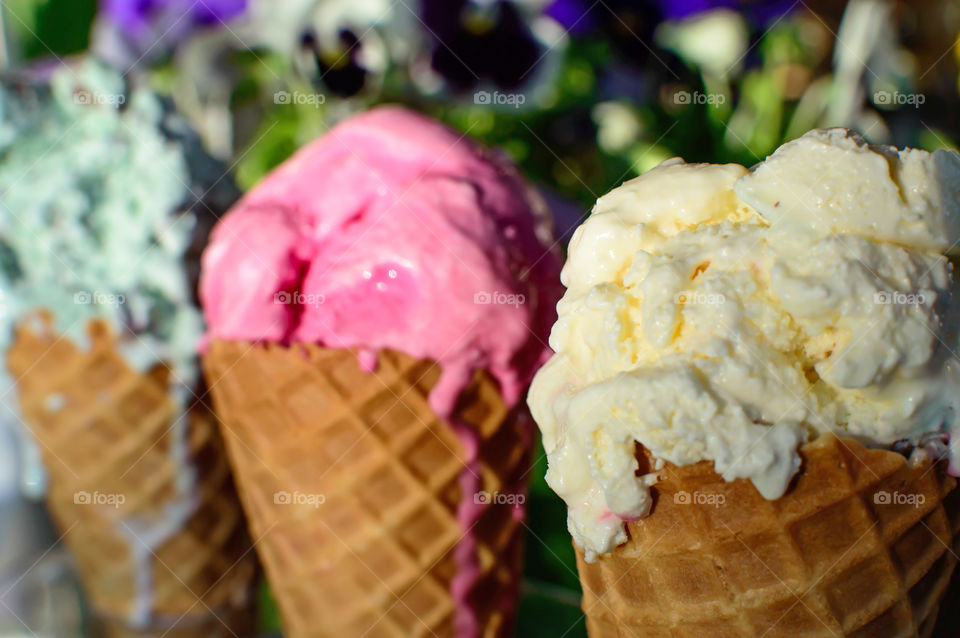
[96,608,252,638]
[202,340,532,638]
[6,315,256,636]
[574,435,960,638]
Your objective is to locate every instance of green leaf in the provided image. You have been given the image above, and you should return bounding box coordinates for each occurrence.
[516,581,587,638]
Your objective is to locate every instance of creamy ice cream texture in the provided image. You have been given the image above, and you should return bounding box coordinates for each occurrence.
[200,106,561,635]
[0,59,234,625]
[529,128,960,561]
[201,106,561,414]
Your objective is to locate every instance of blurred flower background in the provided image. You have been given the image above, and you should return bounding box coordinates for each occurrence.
[1,0,960,635]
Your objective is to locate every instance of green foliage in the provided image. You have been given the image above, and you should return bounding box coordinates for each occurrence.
[8,0,97,59]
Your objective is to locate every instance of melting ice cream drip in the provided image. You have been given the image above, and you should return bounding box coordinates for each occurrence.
[113,341,202,628]
[0,59,233,625]
[450,421,483,638]
[529,129,960,560]
[198,107,562,636]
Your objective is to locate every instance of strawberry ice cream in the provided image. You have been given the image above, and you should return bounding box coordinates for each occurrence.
[200,106,562,637]
[201,106,561,417]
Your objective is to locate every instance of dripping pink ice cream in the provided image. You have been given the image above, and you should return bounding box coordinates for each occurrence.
[199,106,562,636]
[200,106,560,416]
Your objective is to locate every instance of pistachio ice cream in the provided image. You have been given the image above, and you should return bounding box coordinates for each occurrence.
[0,60,223,407]
[0,59,244,628]
[529,128,960,560]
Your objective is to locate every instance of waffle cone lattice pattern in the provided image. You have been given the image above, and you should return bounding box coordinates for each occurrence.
[6,317,256,636]
[203,341,532,638]
[576,436,960,638]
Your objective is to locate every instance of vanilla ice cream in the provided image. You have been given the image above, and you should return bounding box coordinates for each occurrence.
[529,128,960,560]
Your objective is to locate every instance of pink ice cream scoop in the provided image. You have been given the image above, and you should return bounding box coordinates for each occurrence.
[199,106,562,636]
[201,105,560,416]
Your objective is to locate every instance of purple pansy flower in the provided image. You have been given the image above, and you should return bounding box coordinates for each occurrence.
[543,0,597,35]
[102,0,247,34]
[419,0,542,91]
[95,0,248,66]
[545,0,795,31]
[655,0,798,23]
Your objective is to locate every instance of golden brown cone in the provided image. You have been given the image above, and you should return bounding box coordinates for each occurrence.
[6,316,256,636]
[202,340,532,638]
[96,607,253,638]
[575,435,960,638]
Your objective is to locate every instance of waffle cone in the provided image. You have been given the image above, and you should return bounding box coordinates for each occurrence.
[575,435,960,638]
[202,340,532,638]
[96,605,253,638]
[6,316,256,636]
